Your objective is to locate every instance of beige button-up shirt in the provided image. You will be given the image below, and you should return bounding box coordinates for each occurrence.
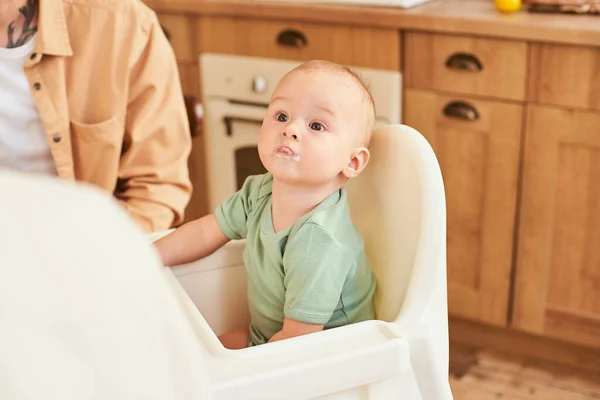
[22,0,192,232]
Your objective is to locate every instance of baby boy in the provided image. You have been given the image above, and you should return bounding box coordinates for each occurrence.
[154,60,377,349]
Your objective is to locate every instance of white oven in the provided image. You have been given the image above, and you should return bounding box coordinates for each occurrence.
[199,53,402,211]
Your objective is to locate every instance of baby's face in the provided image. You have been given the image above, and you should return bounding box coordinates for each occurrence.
[258,68,367,187]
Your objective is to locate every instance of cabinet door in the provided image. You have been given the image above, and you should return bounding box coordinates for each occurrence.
[404,89,522,326]
[513,105,600,349]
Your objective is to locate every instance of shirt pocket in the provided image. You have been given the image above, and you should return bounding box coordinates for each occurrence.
[70,116,123,191]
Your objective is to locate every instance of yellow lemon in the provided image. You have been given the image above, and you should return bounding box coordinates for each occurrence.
[495,0,522,13]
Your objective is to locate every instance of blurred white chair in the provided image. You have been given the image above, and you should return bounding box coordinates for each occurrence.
[0,170,212,400]
[152,124,453,400]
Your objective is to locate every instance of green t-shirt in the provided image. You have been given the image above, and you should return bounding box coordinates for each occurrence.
[215,173,376,346]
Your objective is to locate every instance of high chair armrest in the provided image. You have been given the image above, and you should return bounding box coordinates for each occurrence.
[209,321,411,400]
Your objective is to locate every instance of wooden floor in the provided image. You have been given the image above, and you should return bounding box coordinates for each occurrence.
[449,343,600,399]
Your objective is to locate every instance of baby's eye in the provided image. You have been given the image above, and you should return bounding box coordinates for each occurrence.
[309,122,324,131]
[276,113,288,122]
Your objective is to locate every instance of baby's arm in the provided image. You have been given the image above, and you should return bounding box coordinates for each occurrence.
[268,318,324,343]
[153,213,230,266]
[271,223,354,343]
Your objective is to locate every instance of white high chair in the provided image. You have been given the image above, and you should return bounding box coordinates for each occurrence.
[152,124,453,400]
[0,124,451,400]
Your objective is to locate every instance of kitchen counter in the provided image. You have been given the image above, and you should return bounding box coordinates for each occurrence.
[144,0,600,47]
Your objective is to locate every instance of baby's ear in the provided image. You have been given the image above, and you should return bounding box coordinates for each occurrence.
[343,147,370,179]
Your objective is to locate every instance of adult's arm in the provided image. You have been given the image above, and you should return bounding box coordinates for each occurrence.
[117,11,192,232]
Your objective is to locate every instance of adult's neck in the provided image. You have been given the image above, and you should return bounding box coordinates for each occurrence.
[0,0,39,49]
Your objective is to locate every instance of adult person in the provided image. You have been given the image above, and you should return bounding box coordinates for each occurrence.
[0,0,192,232]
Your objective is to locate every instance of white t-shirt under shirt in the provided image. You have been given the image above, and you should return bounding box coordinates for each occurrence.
[0,35,56,175]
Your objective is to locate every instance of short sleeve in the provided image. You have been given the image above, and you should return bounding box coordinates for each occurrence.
[214,175,262,240]
[282,223,355,325]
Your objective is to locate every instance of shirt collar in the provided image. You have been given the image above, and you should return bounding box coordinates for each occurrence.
[37,0,72,56]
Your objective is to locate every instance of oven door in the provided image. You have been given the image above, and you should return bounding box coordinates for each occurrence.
[203,98,268,211]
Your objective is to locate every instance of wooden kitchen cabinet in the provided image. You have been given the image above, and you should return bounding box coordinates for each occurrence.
[513,104,600,349]
[404,89,523,326]
[156,12,208,221]
[176,63,200,98]
[156,14,201,98]
[197,16,401,70]
[157,13,196,63]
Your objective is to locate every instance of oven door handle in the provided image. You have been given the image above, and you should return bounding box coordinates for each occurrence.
[223,116,264,137]
[211,99,268,137]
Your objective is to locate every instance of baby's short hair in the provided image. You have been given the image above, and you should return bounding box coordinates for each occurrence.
[291,60,375,146]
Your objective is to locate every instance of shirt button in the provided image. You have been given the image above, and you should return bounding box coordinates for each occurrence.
[53,135,61,143]
[33,82,41,90]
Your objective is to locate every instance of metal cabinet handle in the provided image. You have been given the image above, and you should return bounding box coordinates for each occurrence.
[445,52,483,72]
[443,101,479,121]
[276,29,308,49]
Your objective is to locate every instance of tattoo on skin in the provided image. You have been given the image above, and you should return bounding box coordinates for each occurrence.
[7,0,38,48]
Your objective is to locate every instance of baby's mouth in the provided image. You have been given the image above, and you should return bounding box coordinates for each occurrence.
[274,145,300,162]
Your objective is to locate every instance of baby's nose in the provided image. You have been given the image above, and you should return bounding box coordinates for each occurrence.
[282,130,299,140]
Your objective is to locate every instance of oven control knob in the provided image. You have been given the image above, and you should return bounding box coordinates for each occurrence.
[252,76,268,93]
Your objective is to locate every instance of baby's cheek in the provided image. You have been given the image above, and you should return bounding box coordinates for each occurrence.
[309,145,330,163]
[313,151,342,173]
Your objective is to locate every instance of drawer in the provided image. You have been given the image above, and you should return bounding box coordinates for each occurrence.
[197,17,401,71]
[528,43,600,111]
[157,13,196,63]
[405,32,527,101]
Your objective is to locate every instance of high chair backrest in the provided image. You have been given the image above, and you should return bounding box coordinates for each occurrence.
[345,124,451,400]
[346,124,447,323]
